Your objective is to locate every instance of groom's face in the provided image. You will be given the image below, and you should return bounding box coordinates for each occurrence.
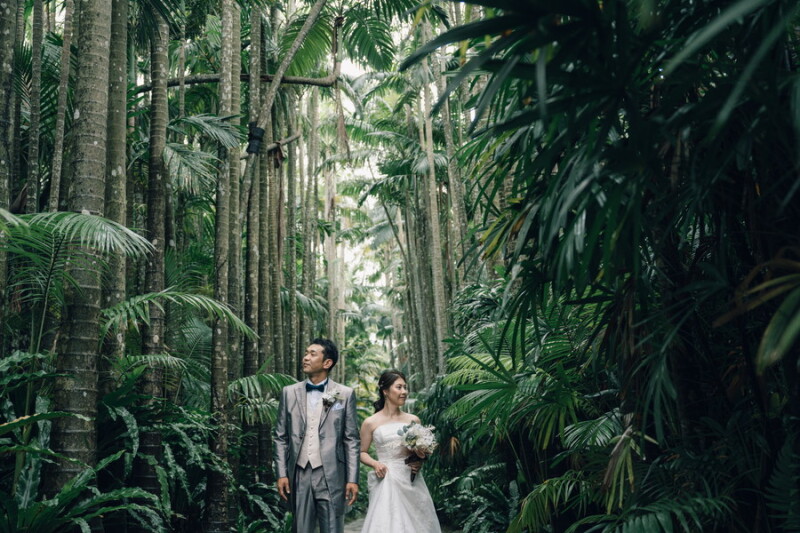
[303,343,332,377]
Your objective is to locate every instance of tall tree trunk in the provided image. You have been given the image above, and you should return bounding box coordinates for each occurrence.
[268,113,285,374]
[225,3,242,522]
[207,0,233,529]
[434,49,467,289]
[242,6,261,483]
[11,0,24,195]
[294,104,306,379]
[300,88,320,350]
[46,0,112,496]
[177,1,186,119]
[99,0,128,399]
[257,132,272,476]
[404,195,432,386]
[48,0,74,211]
[258,130,272,372]
[0,0,17,343]
[26,0,43,213]
[421,71,449,375]
[46,0,54,33]
[136,12,169,501]
[325,165,337,341]
[228,4,242,383]
[285,92,298,376]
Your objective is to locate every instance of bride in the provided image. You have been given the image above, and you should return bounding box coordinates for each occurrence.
[359,370,442,533]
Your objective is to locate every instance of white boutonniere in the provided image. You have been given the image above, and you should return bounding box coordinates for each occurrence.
[321,389,342,410]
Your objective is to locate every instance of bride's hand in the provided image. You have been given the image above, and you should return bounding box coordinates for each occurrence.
[373,462,388,479]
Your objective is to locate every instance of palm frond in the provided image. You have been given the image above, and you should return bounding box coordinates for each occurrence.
[163,143,219,195]
[101,288,256,342]
[13,212,153,257]
[169,113,244,148]
[341,7,394,71]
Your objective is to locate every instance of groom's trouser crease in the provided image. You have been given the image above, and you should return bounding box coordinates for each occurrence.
[294,464,343,533]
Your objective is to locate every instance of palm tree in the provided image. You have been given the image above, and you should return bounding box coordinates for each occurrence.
[46,0,113,496]
[100,0,129,398]
[48,0,74,212]
[207,0,234,528]
[25,0,44,213]
[136,10,170,502]
[0,0,19,337]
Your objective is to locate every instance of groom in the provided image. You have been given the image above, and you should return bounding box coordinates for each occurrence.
[274,338,360,533]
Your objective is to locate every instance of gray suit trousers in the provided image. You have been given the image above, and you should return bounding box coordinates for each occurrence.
[293,464,343,533]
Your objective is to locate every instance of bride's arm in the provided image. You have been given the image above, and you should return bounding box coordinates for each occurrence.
[359,419,388,478]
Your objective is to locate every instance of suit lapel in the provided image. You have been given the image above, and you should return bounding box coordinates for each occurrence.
[318,379,336,428]
[295,383,307,425]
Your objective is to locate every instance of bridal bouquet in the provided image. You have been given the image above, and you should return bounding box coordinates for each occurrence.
[397,422,438,482]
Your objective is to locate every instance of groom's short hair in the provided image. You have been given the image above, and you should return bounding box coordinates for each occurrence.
[312,338,339,369]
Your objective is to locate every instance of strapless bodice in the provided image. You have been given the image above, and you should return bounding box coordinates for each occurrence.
[372,422,410,464]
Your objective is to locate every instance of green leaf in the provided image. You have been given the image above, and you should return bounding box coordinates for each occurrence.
[400,16,521,71]
[663,0,773,76]
[0,412,87,438]
[756,286,800,374]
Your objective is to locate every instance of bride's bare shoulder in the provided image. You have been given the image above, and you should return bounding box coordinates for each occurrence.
[361,413,381,430]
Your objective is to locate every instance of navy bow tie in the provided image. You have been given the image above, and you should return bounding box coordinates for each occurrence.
[306,382,325,392]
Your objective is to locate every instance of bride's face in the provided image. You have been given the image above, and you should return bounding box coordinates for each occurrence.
[384,378,408,407]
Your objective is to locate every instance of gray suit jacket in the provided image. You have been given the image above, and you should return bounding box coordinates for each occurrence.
[274,379,360,514]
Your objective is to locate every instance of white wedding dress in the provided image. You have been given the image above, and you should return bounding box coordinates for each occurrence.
[361,422,442,533]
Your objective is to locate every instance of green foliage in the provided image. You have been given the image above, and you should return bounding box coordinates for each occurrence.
[229,373,296,425]
[765,434,800,531]
[101,287,257,342]
[0,452,165,533]
[400,0,800,529]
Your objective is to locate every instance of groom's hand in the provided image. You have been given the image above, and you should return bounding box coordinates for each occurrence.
[277,477,291,502]
[345,482,359,505]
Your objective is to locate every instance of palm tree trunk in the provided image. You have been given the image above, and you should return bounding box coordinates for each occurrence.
[48,0,74,212]
[257,135,273,476]
[225,4,243,522]
[136,12,169,501]
[242,6,261,483]
[404,191,432,386]
[99,0,128,399]
[300,88,320,348]
[258,129,272,372]
[0,0,17,342]
[11,0,24,191]
[421,79,449,375]
[434,49,468,289]
[268,114,285,374]
[177,1,186,119]
[46,0,112,496]
[286,92,299,375]
[207,0,234,528]
[228,4,242,381]
[26,0,43,213]
[325,166,337,336]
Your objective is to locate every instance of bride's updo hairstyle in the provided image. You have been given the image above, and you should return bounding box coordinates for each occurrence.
[373,370,407,413]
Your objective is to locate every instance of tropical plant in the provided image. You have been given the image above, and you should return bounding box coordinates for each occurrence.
[403,0,800,529]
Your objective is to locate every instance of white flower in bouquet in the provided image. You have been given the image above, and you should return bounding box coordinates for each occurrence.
[397,422,438,482]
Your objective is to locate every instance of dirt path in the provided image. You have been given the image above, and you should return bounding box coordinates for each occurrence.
[344,516,459,532]
[343,516,365,533]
